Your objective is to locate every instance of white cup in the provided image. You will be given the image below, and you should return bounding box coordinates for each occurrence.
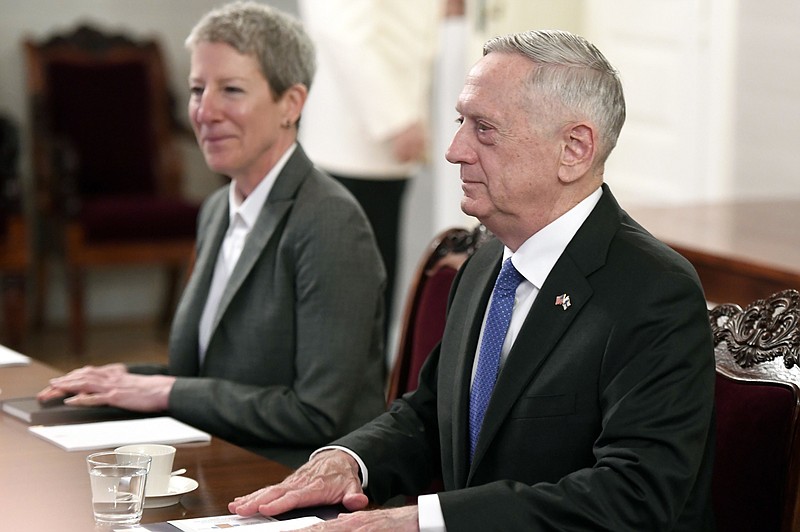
[115,444,176,496]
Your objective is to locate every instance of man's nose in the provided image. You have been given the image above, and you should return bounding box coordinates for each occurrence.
[445,126,471,165]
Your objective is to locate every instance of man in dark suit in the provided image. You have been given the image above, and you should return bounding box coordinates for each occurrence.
[229,29,716,529]
[36,2,387,469]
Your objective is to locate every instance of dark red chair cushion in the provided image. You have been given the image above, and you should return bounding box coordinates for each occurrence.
[713,373,795,532]
[48,61,157,197]
[79,196,198,243]
[0,115,20,236]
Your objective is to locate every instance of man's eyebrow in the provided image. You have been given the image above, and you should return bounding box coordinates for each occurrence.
[457,108,493,123]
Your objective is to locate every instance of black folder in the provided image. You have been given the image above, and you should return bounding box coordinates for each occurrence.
[1,396,150,425]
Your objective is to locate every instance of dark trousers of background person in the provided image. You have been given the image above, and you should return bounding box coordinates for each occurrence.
[332,175,408,344]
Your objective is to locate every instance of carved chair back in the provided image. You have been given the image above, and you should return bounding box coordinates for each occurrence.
[23,24,198,354]
[24,24,182,206]
[387,225,491,406]
[709,289,800,532]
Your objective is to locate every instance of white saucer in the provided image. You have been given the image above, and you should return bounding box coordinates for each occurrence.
[144,476,198,508]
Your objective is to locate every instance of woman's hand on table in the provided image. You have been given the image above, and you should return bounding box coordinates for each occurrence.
[36,363,174,412]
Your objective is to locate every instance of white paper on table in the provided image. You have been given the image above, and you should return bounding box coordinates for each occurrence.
[0,344,30,367]
[166,514,322,531]
[28,416,211,451]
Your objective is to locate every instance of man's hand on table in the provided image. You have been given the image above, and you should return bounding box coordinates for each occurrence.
[230,449,419,531]
[229,449,368,516]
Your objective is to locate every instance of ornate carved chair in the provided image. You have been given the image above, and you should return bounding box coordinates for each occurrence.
[23,24,199,354]
[387,225,490,405]
[709,288,800,532]
[0,115,30,349]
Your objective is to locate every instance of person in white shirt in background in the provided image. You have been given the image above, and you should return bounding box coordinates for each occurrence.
[297,0,440,342]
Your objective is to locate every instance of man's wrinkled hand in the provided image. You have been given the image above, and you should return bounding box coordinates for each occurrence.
[229,450,369,518]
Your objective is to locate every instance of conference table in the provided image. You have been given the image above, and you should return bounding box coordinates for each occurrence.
[626,199,800,307]
[0,358,301,531]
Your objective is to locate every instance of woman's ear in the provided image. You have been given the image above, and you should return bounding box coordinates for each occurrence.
[557,123,596,183]
[280,83,308,127]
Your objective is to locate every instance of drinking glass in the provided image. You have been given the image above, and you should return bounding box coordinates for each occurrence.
[86,451,151,525]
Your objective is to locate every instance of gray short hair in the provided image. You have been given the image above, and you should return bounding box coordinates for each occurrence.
[185,1,316,99]
[484,30,626,164]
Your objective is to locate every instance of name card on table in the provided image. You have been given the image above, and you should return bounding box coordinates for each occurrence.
[29,416,211,451]
[165,514,322,532]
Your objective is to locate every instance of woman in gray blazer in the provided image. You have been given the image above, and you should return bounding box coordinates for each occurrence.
[37,1,387,468]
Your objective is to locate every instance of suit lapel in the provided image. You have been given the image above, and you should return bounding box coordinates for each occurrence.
[210,199,290,334]
[207,146,312,342]
[190,196,229,309]
[449,242,501,488]
[167,189,228,376]
[464,185,622,481]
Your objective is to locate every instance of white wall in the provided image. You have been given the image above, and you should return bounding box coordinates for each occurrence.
[730,0,800,201]
[584,0,732,205]
[586,0,800,206]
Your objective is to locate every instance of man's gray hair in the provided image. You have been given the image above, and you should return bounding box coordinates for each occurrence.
[484,30,626,163]
[186,1,316,99]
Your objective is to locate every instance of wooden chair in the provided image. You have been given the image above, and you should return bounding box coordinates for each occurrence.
[0,115,30,349]
[23,24,199,354]
[709,288,800,532]
[387,225,490,405]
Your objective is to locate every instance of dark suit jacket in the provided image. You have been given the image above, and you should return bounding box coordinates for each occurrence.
[335,185,716,530]
[135,145,387,467]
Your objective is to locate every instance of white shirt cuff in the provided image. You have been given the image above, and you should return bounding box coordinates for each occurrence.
[418,493,446,532]
[310,445,369,489]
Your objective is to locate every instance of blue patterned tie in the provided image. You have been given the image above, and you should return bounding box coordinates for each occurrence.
[469,257,524,460]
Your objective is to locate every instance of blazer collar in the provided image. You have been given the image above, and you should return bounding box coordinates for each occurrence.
[464,184,624,480]
[206,145,314,343]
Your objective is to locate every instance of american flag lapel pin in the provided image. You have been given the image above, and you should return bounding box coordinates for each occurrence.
[555,293,571,310]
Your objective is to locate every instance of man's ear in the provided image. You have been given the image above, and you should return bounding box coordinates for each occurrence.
[557,123,596,183]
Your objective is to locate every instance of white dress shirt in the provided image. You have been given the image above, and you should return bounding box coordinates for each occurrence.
[197,144,296,363]
[322,187,603,531]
